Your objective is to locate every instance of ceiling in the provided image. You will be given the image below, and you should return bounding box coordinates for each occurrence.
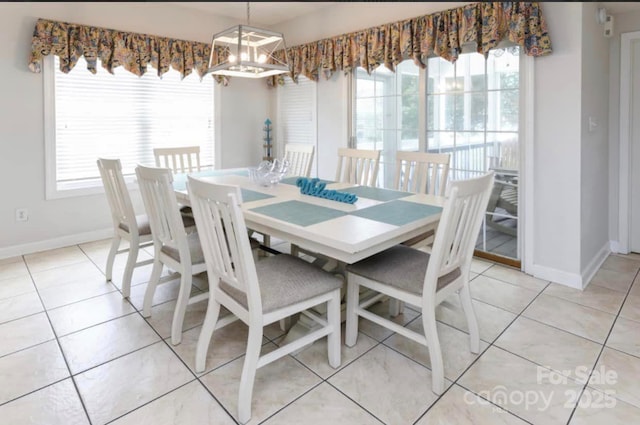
[167,2,640,27]
[166,2,335,26]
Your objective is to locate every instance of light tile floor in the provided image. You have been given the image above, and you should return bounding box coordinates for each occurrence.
[1,239,639,424]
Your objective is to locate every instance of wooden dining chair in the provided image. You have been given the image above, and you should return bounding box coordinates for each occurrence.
[345,171,495,395]
[335,148,381,187]
[284,143,315,177]
[395,151,451,249]
[253,143,315,253]
[154,146,202,217]
[153,146,201,174]
[135,164,209,346]
[394,151,450,196]
[97,158,154,299]
[187,176,342,424]
[389,152,451,316]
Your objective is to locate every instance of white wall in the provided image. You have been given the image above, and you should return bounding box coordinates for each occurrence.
[0,2,270,256]
[579,2,610,277]
[217,78,272,168]
[530,2,583,281]
[277,2,472,47]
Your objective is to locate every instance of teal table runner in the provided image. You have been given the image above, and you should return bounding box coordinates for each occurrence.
[249,200,347,227]
[240,189,274,203]
[350,200,442,226]
[340,186,412,202]
[173,169,249,191]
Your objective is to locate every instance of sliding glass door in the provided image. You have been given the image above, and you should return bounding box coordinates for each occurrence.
[353,47,521,264]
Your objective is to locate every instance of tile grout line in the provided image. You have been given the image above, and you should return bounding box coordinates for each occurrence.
[18,250,95,425]
[5,244,640,424]
[22,244,232,425]
[410,275,553,425]
[79,242,247,423]
[284,337,390,425]
[102,379,200,425]
[563,266,640,425]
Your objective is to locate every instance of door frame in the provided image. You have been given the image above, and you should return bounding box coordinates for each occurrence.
[618,31,640,253]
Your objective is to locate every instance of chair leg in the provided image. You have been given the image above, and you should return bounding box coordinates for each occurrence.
[105,235,120,282]
[258,234,271,258]
[195,296,221,373]
[459,284,480,354]
[279,316,292,332]
[327,290,341,368]
[345,278,359,347]
[142,259,163,318]
[388,299,405,317]
[422,311,444,395]
[171,271,192,345]
[121,242,139,299]
[238,325,263,424]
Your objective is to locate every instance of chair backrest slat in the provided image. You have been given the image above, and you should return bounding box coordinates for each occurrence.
[187,177,261,311]
[97,158,139,236]
[394,151,450,195]
[136,165,190,259]
[424,172,495,294]
[335,148,381,187]
[153,146,201,174]
[284,143,315,177]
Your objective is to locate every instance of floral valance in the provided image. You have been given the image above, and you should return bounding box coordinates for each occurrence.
[28,2,551,86]
[28,18,230,84]
[268,1,552,85]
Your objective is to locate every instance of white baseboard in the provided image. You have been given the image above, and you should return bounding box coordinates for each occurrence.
[529,242,611,290]
[0,228,113,260]
[581,243,611,290]
[529,264,583,290]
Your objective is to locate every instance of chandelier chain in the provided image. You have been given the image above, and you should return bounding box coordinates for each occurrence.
[246,2,251,26]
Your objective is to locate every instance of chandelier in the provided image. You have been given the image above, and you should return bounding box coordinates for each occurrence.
[206,2,290,79]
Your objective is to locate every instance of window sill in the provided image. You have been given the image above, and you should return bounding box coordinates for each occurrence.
[46,176,138,200]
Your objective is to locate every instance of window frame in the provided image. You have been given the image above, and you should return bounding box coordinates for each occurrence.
[350,63,424,188]
[43,55,220,200]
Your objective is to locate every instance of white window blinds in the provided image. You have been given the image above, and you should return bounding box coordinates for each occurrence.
[276,76,316,157]
[51,56,215,190]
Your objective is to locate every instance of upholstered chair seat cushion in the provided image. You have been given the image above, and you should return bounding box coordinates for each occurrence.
[220,254,343,313]
[346,245,460,295]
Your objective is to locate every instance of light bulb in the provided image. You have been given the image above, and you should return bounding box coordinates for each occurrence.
[240,52,249,61]
[257,54,267,63]
[228,54,237,63]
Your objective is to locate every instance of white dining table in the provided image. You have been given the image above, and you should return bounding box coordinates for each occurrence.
[173,169,445,265]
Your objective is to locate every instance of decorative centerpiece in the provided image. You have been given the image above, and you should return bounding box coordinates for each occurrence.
[263,118,273,161]
[249,158,289,187]
[296,178,358,204]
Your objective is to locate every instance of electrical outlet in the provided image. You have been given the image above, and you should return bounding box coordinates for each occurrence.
[15,208,28,222]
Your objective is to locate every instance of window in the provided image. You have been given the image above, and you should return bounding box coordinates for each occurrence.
[276,76,317,170]
[352,61,420,187]
[45,56,215,198]
[427,48,519,181]
[352,47,521,261]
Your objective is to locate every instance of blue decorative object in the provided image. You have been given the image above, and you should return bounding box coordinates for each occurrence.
[296,178,358,204]
[263,118,273,160]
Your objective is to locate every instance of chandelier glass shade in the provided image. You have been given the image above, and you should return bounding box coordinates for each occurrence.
[206,7,289,79]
